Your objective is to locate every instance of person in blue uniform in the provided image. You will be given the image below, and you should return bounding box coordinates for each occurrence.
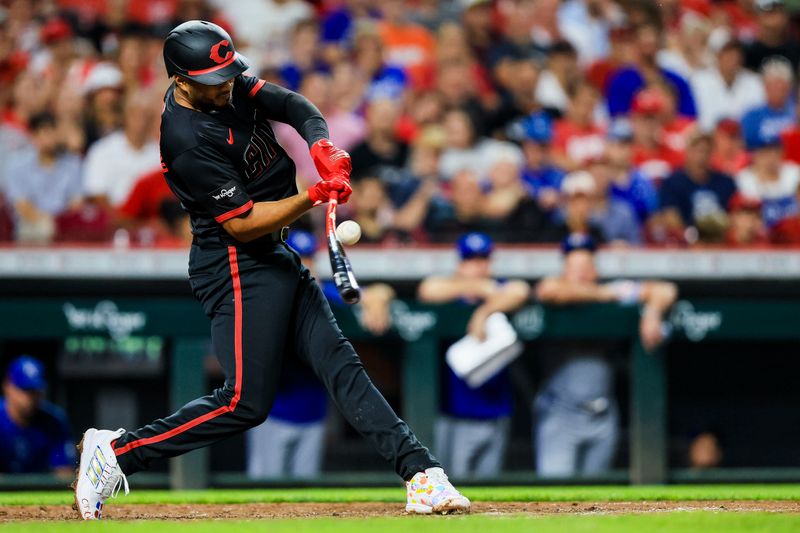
[0,355,75,477]
[417,233,530,478]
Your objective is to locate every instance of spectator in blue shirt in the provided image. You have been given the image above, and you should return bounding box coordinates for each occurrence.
[3,112,82,244]
[659,130,736,233]
[604,119,659,224]
[740,57,796,148]
[508,112,565,213]
[606,23,697,118]
[279,19,330,92]
[0,356,75,476]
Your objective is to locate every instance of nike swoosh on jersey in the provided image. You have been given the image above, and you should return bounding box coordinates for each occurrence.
[227,128,234,145]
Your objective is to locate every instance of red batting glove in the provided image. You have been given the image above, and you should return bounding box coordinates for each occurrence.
[307,178,353,206]
[310,139,352,182]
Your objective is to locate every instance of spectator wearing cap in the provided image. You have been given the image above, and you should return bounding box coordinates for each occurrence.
[81,62,125,148]
[658,130,737,238]
[744,0,800,72]
[534,234,677,477]
[691,38,766,132]
[604,119,660,224]
[549,169,640,245]
[736,128,800,228]
[551,83,608,173]
[512,113,565,213]
[726,192,768,246]
[535,41,581,116]
[0,356,75,476]
[481,142,550,242]
[710,119,750,176]
[740,57,796,147]
[83,93,161,208]
[543,171,606,244]
[629,88,685,184]
[606,22,697,118]
[418,232,530,478]
[3,112,83,244]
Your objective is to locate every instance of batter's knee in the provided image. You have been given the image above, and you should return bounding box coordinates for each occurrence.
[232,395,273,427]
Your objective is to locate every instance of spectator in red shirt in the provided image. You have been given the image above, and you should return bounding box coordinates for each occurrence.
[780,88,800,165]
[630,89,685,184]
[726,192,768,246]
[711,119,750,176]
[117,169,174,224]
[552,82,606,172]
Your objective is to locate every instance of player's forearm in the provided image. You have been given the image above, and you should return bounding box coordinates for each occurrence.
[222,192,313,242]
[417,277,498,303]
[640,281,679,316]
[535,278,616,304]
[474,280,530,316]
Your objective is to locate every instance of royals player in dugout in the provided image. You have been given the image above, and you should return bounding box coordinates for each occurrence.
[73,21,469,519]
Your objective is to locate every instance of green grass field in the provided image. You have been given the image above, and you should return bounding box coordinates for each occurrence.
[1,485,799,532]
[2,484,799,506]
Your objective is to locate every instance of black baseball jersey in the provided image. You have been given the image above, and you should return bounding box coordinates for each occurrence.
[160,74,327,244]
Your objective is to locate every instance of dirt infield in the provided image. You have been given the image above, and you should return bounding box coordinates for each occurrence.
[1,500,799,521]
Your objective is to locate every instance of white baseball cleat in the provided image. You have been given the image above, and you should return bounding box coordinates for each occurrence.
[72,428,129,520]
[405,467,471,514]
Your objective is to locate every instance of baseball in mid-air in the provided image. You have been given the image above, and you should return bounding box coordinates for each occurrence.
[336,220,362,246]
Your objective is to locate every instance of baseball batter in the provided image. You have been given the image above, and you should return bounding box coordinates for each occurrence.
[73,21,469,519]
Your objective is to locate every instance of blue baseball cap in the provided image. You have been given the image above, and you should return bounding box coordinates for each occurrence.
[6,355,46,391]
[457,232,494,260]
[286,229,318,258]
[561,233,596,255]
[508,112,553,144]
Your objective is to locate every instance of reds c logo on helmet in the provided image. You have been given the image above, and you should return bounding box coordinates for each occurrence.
[163,20,249,85]
[209,40,232,64]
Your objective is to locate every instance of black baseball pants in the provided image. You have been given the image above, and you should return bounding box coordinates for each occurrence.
[113,241,438,480]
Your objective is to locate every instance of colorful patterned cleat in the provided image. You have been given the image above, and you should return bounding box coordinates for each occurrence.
[72,428,129,520]
[405,467,471,514]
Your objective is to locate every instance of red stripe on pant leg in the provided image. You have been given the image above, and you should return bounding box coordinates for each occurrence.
[115,247,244,456]
[228,246,243,410]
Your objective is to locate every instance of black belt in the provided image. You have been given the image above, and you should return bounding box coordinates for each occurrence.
[194,226,289,247]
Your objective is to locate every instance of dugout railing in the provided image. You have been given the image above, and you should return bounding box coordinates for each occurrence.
[1,247,800,489]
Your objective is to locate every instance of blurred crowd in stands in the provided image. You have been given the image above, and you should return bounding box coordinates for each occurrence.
[2,0,800,248]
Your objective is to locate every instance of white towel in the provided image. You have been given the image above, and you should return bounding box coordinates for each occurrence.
[446,312,523,388]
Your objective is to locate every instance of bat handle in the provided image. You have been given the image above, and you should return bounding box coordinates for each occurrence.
[329,190,339,205]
